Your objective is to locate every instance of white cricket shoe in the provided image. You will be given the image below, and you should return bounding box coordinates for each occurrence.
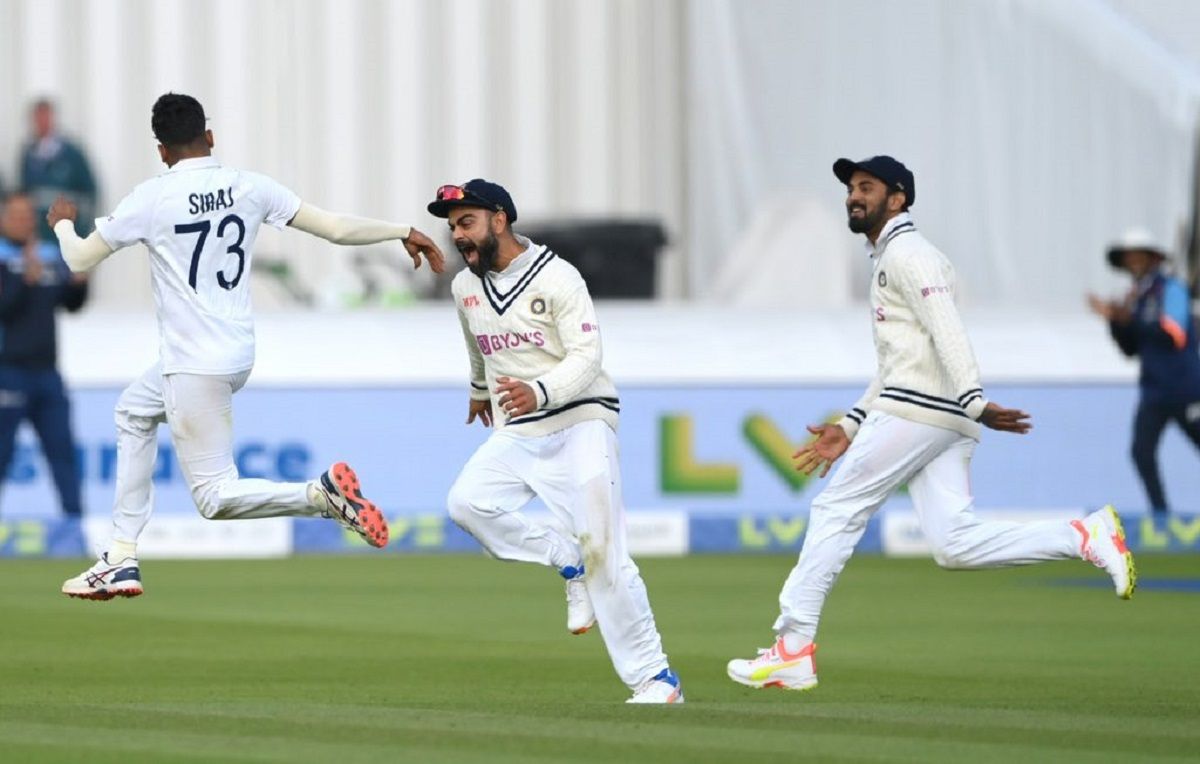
[727,637,818,690]
[311,462,389,548]
[626,668,684,704]
[1072,505,1136,599]
[565,575,595,635]
[62,553,143,601]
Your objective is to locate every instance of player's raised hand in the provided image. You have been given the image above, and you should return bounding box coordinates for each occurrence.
[979,402,1032,434]
[466,398,493,428]
[402,228,446,274]
[21,244,44,285]
[46,196,78,229]
[1085,293,1113,319]
[793,423,851,478]
[495,376,537,418]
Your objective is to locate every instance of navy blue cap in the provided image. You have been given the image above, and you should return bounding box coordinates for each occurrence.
[833,156,915,208]
[427,179,517,223]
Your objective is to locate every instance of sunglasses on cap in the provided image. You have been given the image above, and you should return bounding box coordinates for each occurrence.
[436,183,504,211]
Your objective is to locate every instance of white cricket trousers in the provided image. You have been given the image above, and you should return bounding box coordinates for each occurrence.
[111,363,319,544]
[774,411,1081,641]
[446,419,670,690]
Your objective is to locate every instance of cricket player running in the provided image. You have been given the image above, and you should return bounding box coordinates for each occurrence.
[727,156,1136,691]
[50,93,445,600]
[432,180,683,704]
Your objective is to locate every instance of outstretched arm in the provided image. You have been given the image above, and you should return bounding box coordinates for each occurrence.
[49,197,114,273]
[288,202,445,273]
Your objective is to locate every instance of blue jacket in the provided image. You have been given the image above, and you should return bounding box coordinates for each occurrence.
[1109,270,1200,403]
[0,238,88,368]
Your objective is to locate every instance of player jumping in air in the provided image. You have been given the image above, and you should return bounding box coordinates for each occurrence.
[727,156,1136,692]
[50,93,445,600]
[432,180,683,704]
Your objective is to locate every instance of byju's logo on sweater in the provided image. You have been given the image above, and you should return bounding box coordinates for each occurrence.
[476,332,546,355]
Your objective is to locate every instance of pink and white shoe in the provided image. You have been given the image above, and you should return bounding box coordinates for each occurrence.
[1072,505,1136,600]
[61,553,143,601]
[727,637,818,690]
[312,462,389,548]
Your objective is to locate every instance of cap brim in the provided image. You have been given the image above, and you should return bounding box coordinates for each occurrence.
[1107,246,1167,269]
[833,158,861,185]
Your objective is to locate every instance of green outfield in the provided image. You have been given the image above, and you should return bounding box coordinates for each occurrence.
[1,554,1196,763]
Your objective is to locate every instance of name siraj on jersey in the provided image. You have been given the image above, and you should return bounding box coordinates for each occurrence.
[188,187,236,215]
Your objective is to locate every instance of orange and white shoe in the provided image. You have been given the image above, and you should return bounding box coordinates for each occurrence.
[627,668,684,704]
[562,565,596,635]
[727,637,818,690]
[312,462,389,548]
[1072,505,1136,599]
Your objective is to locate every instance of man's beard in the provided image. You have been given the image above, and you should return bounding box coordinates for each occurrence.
[846,201,886,234]
[459,230,500,277]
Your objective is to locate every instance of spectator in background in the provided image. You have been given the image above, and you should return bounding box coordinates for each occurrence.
[0,192,88,517]
[20,99,98,242]
[1087,228,1200,515]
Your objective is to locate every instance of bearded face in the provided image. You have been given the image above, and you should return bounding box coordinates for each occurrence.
[448,208,501,277]
[846,194,888,235]
[457,227,500,277]
[844,170,903,238]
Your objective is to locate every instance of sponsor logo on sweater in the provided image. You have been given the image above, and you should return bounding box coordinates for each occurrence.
[475,331,546,355]
[920,285,951,297]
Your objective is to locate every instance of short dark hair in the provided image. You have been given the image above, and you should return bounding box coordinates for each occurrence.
[151,93,207,147]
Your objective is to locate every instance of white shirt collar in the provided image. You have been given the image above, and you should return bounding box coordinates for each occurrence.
[865,212,916,258]
[165,156,221,173]
[493,235,539,276]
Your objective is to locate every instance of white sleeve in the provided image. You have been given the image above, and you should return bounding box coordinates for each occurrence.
[531,281,602,409]
[287,202,412,245]
[54,221,115,272]
[894,251,988,420]
[251,173,303,229]
[836,375,883,439]
[93,188,149,252]
[457,305,490,401]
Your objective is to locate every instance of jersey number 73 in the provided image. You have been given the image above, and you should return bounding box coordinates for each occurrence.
[174,214,247,291]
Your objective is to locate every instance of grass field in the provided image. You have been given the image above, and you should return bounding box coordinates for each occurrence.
[1,553,1197,763]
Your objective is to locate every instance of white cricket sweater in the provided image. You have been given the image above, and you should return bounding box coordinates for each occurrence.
[838,213,989,441]
[452,237,619,437]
